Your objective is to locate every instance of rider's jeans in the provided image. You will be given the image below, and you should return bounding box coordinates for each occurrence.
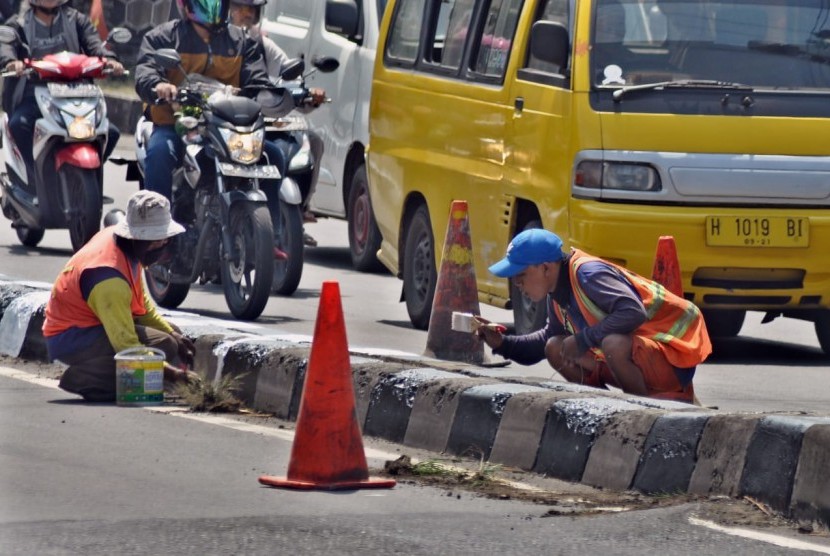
[9,94,120,176]
[144,124,287,232]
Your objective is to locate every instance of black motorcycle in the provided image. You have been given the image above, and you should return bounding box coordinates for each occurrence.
[129,48,294,320]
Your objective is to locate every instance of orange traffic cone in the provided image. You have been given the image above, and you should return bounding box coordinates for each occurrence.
[258,281,396,490]
[652,235,684,297]
[424,200,489,365]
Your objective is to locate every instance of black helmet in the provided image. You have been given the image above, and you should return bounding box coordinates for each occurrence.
[229,0,267,26]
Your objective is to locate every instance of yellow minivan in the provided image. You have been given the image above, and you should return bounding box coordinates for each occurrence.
[367,0,830,351]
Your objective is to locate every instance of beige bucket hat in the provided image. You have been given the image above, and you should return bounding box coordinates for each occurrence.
[113,191,186,241]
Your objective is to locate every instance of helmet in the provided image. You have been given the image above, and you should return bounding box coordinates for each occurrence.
[229,0,267,27]
[177,0,230,29]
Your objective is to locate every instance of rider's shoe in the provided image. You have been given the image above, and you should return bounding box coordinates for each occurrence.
[303,232,317,247]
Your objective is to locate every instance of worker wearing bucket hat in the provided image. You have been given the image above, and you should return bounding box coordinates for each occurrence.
[477,228,711,404]
[43,191,196,402]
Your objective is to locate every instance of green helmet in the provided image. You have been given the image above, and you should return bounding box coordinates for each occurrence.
[177,0,230,30]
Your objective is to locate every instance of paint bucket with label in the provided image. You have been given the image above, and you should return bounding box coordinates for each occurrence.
[114,347,165,406]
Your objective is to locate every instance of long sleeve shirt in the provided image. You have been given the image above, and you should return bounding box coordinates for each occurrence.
[493,253,648,365]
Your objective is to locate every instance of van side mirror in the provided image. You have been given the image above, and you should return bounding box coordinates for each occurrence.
[530,21,569,70]
[325,0,360,40]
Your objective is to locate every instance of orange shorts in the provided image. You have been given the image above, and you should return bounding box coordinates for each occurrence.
[583,336,694,403]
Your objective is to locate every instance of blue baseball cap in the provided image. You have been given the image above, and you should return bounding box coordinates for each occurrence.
[488,229,565,278]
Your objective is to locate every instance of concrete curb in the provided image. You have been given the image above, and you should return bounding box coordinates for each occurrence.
[1,277,829,526]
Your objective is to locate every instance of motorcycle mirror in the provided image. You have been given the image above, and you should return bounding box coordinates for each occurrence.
[106,27,133,45]
[312,56,340,73]
[279,59,305,82]
[257,88,293,118]
[153,48,183,70]
[0,25,18,45]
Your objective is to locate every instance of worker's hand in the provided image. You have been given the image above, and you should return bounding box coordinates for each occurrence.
[105,59,125,76]
[309,87,326,107]
[171,330,195,367]
[474,316,504,349]
[154,82,178,103]
[5,60,24,76]
[560,335,581,363]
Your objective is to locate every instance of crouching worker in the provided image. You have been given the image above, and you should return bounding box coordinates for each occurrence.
[43,191,196,402]
[478,229,711,404]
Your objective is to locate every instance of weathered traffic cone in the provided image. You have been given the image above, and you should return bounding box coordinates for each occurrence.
[258,281,396,490]
[652,235,684,297]
[650,236,701,406]
[424,200,489,365]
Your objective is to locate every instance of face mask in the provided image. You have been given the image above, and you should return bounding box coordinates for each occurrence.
[137,242,172,267]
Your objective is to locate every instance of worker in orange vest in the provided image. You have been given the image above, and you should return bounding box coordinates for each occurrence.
[43,191,195,402]
[478,229,711,404]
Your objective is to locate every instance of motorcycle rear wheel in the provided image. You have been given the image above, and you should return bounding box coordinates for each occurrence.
[272,200,304,296]
[222,203,274,320]
[59,166,101,252]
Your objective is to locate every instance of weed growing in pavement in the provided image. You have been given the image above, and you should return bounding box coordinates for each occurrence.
[174,372,247,412]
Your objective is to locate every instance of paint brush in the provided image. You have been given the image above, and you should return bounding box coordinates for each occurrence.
[451,311,506,334]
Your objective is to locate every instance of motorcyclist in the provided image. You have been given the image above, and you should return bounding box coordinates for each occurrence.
[228,0,326,247]
[0,0,125,177]
[134,0,287,239]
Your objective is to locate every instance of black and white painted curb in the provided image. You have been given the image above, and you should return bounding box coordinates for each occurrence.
[1,278,828,526]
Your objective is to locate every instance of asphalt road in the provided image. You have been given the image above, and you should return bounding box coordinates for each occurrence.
[3,364,828,555]
[0,140,828,415]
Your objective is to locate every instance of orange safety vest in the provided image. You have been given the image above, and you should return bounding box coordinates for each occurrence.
[552,249,712,369]
[42,228,146,337]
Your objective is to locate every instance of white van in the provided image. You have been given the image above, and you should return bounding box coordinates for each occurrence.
[262,0,387,271]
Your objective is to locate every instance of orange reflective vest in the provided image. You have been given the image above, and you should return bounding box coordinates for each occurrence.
[43,228,146,337]
[552,250,711,368]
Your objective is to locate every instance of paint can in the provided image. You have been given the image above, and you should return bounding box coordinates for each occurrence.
[114,347,165,406]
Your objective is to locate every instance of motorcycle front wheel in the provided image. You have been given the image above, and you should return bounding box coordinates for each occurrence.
[59,166,101,252]
[15,225,45,247]
[221,202,274,320]
[272,200,304,296]
[145,263,191,309]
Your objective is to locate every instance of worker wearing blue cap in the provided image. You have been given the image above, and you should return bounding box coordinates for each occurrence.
[479,229,711,404]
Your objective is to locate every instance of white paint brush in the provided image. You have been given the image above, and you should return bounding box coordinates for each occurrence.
[451,311,506,334]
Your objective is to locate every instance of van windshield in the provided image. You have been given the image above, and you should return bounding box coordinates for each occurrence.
[591,0,830,90]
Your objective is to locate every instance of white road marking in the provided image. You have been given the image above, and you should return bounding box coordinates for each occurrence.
[689,516,830,554]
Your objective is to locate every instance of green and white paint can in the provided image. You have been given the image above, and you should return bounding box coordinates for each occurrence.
[114,347,165,406]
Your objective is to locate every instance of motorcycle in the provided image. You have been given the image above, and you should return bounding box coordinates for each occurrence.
[266,56,338,296]
[0,26,132,252]
[125,48,295,320]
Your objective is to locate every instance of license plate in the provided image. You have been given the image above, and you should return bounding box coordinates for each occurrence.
[706,216,809,247]
[218,163,281,179]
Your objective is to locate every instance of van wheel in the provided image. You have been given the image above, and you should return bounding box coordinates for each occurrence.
[403,204,436,330]
[347,164,383,272]
[511,220,547,334]
[814,311,830,356]
[702,309,746,338]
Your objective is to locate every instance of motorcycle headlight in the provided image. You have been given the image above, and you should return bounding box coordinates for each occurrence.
[63,112,96,140]
[219,128,264,164]
[288,133,312,172]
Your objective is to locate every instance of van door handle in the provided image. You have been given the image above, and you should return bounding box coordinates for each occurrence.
[514,97,524,115]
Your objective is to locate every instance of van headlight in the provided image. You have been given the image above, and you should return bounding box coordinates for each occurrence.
[220,128,264,164]
[575,161,661,191]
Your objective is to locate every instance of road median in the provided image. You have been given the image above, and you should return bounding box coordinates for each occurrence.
[1,277,827,526]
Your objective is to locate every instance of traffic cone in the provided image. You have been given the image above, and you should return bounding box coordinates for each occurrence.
[258,281,396,490]
[424,200,490,365]
[652,235,684,297]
